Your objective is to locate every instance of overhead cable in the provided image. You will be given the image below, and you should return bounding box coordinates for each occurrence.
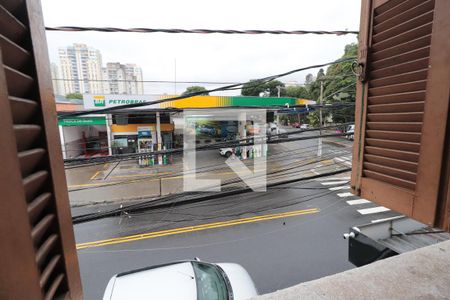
[59,57,357,118]
[46,26,358,36]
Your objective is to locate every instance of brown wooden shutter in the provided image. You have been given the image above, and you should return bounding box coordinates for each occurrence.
[0,0,82,299]
[351,0,450,228]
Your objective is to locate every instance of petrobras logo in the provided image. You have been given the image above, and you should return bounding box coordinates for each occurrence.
[93,95,106,107]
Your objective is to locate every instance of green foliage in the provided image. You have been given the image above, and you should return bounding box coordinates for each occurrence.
[304,42,358,125]
[241,80,286,97]
[182,86,209,95]
[65,93,83,100]
[285,86,310,99]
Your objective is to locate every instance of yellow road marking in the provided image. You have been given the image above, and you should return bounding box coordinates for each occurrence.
[76,208,319,249]
[90,171,101,180]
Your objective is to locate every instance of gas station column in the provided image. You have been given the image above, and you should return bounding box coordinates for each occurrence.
[106,114,113,156]
[239,112,247,159]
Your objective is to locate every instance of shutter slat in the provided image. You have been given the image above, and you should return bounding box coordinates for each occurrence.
[366,130,421,143]
[0,4,27,46]
[14,124,41,151]
[372,11,434,44]
[369,80,427,97]
[366,122,422,132]
[364,161,417,182]
[369,57,429,79]
[10,96,39,124]
[365,146,419,162]
[366,138,420,152]
[370,69,428,88]
[4,65,34,98]
[18,148,46,177]
[373,0,435,34]
[371,47,430,70]
[0,34,31,73]
[374,0,424,20]
[365,154,418,172]
[367,112,423,122]
[371,22,432,53]
[368,101,424,113]
[28,193,51,225]
[363,169,416,190]
[44,274,64,300]
[23,170,48,202]
[368,90,425,105]
[371,34,432,61]
[31,214,55,246]
[36,234,58,268]
[40,255,61,288]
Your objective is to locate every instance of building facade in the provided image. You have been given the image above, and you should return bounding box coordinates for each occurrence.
[102,62,144,95]
[58,43,104,94]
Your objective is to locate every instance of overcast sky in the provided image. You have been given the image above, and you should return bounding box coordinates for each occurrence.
[41,0,361,95]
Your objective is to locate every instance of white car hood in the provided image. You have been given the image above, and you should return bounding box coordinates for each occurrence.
[104,262,197,300]
[217,263,258,300]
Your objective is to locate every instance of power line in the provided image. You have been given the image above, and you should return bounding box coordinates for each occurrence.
[63,123,354,166]
[59,57,357,118]
[53,78,240,85]
[46,26,358,36]
[71,167,351,224]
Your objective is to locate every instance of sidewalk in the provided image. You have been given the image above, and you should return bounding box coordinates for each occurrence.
[252,240,450,300]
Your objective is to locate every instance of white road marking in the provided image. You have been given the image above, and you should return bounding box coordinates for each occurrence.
[346,199,371,205]
[320,181,348,186]
[337,192,354,198]
[357,206,390,215]
[329,185,350,191]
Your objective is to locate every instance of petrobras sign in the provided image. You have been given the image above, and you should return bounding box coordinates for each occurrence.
[83,94,162,109]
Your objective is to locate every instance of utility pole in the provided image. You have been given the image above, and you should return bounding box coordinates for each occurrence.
[318,80,323,157]
[276,86,281,98]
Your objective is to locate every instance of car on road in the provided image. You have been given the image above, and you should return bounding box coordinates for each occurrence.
[103,260,258,300]
[219,147,234,157]
[300,124,309,129]
[346,125,355,140]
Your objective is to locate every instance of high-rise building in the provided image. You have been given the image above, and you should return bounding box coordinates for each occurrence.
[102,62,144,94]
[58,43,104,94]
[50,62,64,96]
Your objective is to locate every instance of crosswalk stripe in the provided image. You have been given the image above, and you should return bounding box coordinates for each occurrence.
[346,199,371,205]
[320,181,348,186]
[357,206,390,215]
[329,185,350,191]
[337,192,354,197]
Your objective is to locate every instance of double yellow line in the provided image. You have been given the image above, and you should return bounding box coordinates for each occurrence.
[77,208,319,250]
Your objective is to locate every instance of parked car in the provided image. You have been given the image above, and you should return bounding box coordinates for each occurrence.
[346,125,355,140]
[103,260,258,300]
[300,124,309,129]
[292,122,300,128]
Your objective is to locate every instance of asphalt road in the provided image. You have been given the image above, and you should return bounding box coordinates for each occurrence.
[74,171,400,299]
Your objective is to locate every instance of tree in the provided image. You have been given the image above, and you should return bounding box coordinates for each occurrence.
[65,93,83,100]
[241,80,286,97]
[302,42,358,125]
[323,42,357,124]
[182,86,209,95]
[286,86,310,99]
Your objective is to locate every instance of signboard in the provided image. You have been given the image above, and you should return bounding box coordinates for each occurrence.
[58,117,106,126]
[84,94,162,109]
